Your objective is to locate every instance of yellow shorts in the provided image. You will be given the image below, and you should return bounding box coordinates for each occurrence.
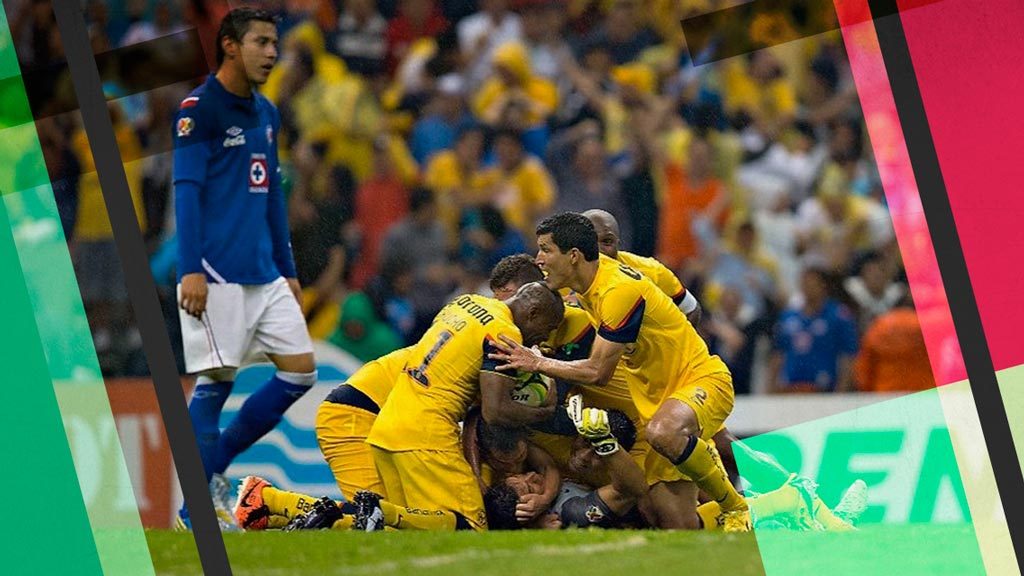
[314,401,385,500]
[667,372,735,442]
[631,436,687,486]
[370,446,488,531]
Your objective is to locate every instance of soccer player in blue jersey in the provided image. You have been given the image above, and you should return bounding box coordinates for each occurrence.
[172,7,317,528]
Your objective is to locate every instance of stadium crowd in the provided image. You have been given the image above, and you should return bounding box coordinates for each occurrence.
[14,0,934,395]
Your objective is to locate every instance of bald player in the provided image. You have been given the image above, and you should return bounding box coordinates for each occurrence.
[366,282,565,530]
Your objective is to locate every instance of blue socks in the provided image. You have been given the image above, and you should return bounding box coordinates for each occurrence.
[188,378,233,482]
[211,371,315,475]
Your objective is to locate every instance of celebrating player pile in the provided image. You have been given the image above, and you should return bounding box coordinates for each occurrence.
[489,212,750,531]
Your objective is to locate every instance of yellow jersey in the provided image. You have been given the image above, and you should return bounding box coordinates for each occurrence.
[342,347,411,410]
[576,255,729,422]
[368,295,522,452]
[616,251,686,305]
[545,305,638,420]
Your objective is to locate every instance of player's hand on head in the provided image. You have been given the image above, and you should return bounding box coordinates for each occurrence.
[286,278,302,302]
[490,335,545,372]
[515,492,549,523]
[179,273,208,319]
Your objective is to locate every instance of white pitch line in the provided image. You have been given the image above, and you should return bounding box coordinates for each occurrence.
[341,535,651,574]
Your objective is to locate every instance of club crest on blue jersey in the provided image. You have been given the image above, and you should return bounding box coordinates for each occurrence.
[249,153,269,193]
[177,117,194,137]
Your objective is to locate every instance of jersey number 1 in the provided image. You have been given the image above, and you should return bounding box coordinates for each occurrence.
[406,330,453,387]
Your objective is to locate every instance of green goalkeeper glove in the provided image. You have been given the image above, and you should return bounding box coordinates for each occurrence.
[568,396,619,456]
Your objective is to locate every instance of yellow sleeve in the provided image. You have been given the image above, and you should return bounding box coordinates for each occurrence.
[482,321,523,377]
[596,283,647,345]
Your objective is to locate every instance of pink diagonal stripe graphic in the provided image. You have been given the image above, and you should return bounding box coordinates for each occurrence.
[897,0,1024,372]
[834,0,966,385]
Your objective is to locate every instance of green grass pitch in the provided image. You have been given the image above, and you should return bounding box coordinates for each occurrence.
[146,524,984,576]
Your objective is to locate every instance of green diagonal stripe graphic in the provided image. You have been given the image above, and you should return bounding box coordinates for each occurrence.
[736,386,989,575]
[1,5,155,575]
[0,192,104,574]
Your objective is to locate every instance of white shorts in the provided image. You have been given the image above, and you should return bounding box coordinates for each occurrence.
[178,277,314,374]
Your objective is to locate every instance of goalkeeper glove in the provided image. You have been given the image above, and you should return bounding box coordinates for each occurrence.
[568,396,619,456]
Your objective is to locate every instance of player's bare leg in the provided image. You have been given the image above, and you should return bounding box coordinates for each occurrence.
[646,480,701,529]
[646,399,750,531]
[712,427,740,487]
[268,351,317,374]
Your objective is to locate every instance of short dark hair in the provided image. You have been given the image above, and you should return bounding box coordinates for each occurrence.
[484,483,522,530]
[409,187,435,213]
[606,409,637,452]
[489,254,544,292]
[216,7,278,66]
[536,212,599,261]
[478,421,528,461]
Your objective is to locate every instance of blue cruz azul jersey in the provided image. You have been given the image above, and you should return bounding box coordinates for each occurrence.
[173,74,296,285]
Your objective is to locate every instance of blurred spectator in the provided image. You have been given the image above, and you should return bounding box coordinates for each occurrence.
[29,118,80,240]
[11,0,61,66]
[458,0,523,90]
[409,74,470,164]
[547,120,627,239]
[366,252,418,342]
[703,284,771,395]
[386,0,448,73]
[658,135,726,272]
[328,291,403,362]
[330,0,389,76]
[423,124,497,245]
[379,187,453,337]
[349,138,410,289]
[472,41,558,132]
[487,129,556,242]
[552,40,613,129]
[723,50,797,148]
[795,163,874,273]
[736,120,828,212]
[769,267,858,393]
[802,52,858,127]
[854,296,936,393]
[290,150,357,339]
[518,0,566,81]
[183,0,230,71]
[578,0,657,65]
[121,0,184,47]
[459,204,527,274]
[70,103,146,367]
[842,252,907,333]
[696,216,779,323]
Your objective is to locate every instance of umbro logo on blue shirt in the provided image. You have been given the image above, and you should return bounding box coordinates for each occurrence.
[224,126,247,148]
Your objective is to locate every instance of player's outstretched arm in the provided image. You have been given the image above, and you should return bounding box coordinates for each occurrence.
[490,334,623,387]
[596,449,649,515]
[480,371,557,427]
[461,409,489,494]
[515,444,561,522]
